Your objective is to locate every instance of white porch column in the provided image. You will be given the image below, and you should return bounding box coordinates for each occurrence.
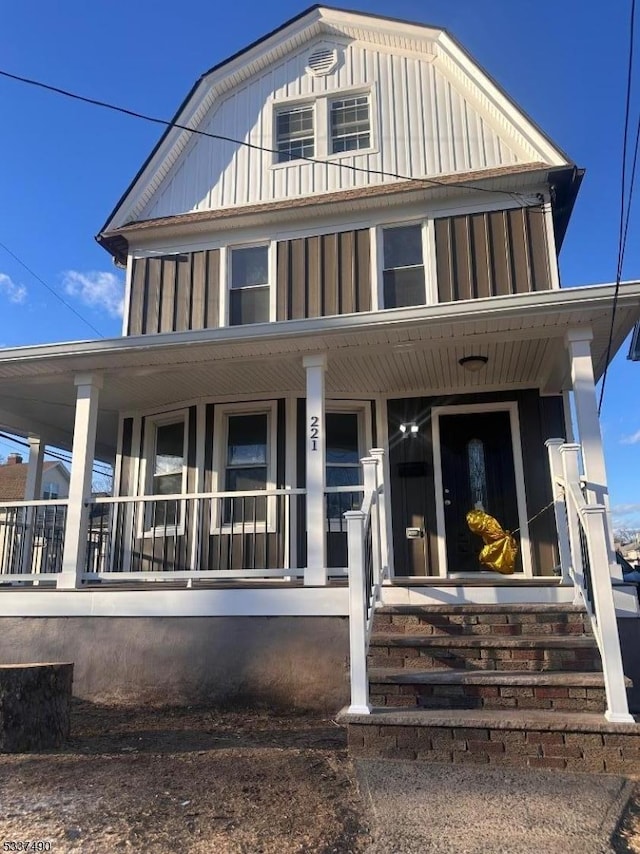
[59,373,102,590]
[20,436,45,576]
[565,328,621,580]
[303,354,327,585]
[544,439,572,584]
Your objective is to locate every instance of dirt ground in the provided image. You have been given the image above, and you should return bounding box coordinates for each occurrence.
[4,702,640,853]
[0,701,369,853]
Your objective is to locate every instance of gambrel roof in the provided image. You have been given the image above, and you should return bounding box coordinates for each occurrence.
[98,5,577,259]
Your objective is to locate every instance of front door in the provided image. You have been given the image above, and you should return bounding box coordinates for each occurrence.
[438,410,521,573]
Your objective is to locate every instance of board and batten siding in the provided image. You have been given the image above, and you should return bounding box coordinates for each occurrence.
[435,206,551,301]
[276,229,370,320]
[136,39,533,221]
[128,251,220,336]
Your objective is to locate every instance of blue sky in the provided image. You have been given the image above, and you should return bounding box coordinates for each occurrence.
[0,1,638,527]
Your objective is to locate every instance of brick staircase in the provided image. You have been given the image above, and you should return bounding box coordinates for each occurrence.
[341,603,640,773]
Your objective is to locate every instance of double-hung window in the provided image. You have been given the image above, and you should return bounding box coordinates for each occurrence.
[382,224,426,308]
[325,412,362,523]
[215,403,276,530]
[229,245,270,326]
[147,416,187,529]
[330,95,370,154]
[42,482,59,500]
[276,105,314,163]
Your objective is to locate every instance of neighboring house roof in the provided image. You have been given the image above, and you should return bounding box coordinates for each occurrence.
[96,4,577,259]
[0,458,69,501]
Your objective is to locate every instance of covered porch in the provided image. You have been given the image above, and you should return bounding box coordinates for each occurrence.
[0,284,637,596]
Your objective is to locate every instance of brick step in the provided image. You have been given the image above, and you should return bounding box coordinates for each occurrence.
[374,604,590,637]
[368,634,602,672]
[368,669,607,712]
[339,707,640,773]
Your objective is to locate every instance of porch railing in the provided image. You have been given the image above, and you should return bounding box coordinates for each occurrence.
[345,450,386,714]
[546,440,633,723]
[84,488,305,581]
[0,500,68,581]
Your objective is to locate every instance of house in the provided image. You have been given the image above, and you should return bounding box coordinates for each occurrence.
[0,6,640,746]
[0,452,69,577]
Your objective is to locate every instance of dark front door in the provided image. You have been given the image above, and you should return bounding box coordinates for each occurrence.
[439,411,521,573]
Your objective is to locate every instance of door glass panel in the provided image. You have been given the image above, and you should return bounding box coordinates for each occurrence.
[467,438,488,512]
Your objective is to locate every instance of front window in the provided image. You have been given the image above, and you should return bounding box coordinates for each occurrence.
[223,412,270,525]
[276,105,314,163]
[382,225,425,308]
[229,245,269,326]
[326,412,362,520]
[330,95,370,154]
[149,418,186,528]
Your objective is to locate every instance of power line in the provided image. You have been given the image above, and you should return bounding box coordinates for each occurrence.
[0,240,106,338]
[0,68,535,203]
[598,0,638,414]
[0,432,112,480]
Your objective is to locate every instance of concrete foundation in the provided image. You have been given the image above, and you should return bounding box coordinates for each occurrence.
[0,617,349,712]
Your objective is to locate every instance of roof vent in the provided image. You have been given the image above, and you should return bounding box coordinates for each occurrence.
[306,46,339,77]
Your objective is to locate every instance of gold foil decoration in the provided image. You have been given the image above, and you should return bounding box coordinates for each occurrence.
[466,509,518,574]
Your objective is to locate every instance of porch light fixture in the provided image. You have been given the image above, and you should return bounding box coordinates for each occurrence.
[399,422,419,436]
[458,355,488,372]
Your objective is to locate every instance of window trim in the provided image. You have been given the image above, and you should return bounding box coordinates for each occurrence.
[324,402,371,534]
[378,219,434,310]
[225,241,276,327]
[212,400,278,534]
[42,481,60,500]
[274,102,316,164]
[140,409,189,537]
[270,85,377,167]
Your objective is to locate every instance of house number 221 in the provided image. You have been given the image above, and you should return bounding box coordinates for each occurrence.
[310,416,319,450]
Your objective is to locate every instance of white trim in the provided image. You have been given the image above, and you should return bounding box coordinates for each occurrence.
[542,197,561,290]
[218,245,228,328]
[379,219,428,309]
[140,409,190,538]
[431,401,533,578]
[211,400,278,534]
[122,254,133,336]
[375,396,393,578]
[285,396,297,572]
[225,241,273,327]
[369,225,380,312]
[189,403,207,573]
[424,218,439,306]
[0,587,350,618]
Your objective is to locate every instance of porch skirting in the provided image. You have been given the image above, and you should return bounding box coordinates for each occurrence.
[0,616,349,711]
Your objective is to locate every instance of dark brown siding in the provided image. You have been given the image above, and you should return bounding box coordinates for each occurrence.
[435,206,551,302]
[388,390,565,577]
[128,251,220,336]
[276,229,371,320]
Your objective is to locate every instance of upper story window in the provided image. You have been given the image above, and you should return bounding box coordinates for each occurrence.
[330,95,370,154]
[382,224,426,309]
[276,106,314,163]
[229,245,270,326]
[42,482,59,500]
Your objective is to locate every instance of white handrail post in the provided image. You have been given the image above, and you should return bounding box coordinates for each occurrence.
[346,509,370,715]
[369,447,388,583]
[545,439,571,584]
[560,443,586,602]
[582,505,633,722]
[361,455,381,590]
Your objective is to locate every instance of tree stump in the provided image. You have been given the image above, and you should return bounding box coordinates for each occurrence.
[0,663,73,752]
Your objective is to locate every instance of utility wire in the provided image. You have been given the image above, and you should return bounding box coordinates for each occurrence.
[598,0,638,414]
[0,68,535,203]
[0,240,106,338]
[0,432,112,479]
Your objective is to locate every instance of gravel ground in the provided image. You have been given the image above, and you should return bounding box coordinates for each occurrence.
[0,702,369,853]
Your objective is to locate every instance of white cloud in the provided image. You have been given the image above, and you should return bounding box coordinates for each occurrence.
[62,270,124,318]
[0,273,27,304]
[612,503,640,529]
[621,430,640,445]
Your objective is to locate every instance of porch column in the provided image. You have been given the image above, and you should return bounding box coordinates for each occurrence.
[58,373,102,590]
[565,328,620,580]
[20,436,45,576]
[303,354,327,585]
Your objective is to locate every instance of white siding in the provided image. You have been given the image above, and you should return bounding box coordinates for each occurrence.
[138,39,534,222]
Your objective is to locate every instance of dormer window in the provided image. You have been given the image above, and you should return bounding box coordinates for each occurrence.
[276,105,315,163]
[330,95,370,154]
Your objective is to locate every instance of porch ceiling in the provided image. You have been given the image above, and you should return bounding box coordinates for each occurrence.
[0,283,637,460]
